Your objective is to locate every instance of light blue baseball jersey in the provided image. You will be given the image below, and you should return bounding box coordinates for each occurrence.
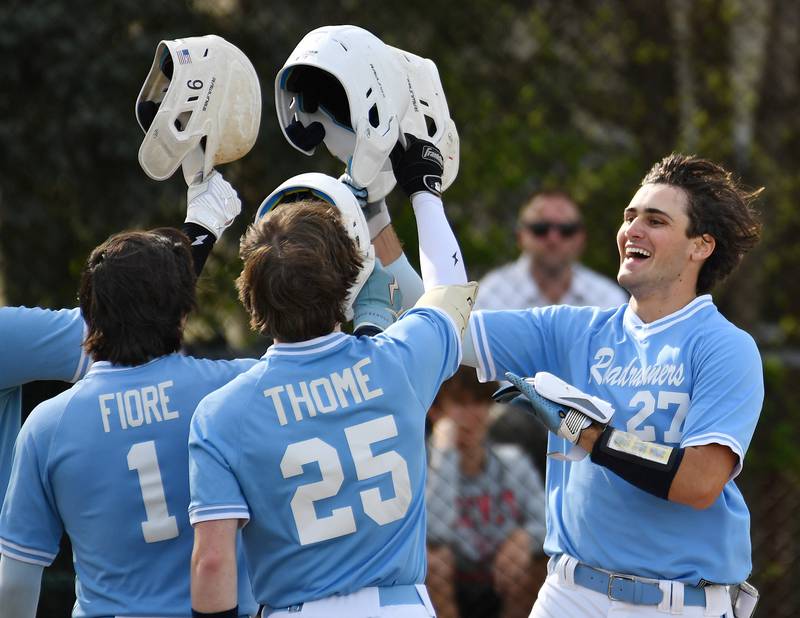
[470,295,763,585]
[0,353,259,618]
[189,307,460,608]
[0,306,90,501]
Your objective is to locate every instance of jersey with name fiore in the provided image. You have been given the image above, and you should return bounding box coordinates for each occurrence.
[470,295,763,585]
[0,353,258,618]
[189,307,460,609]
[0,306,89,501]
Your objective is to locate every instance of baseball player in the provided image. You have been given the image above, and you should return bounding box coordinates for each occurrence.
[0,167,240,498]
[458,154,763,617]
[0,172,255,616]
[188,137,473,618]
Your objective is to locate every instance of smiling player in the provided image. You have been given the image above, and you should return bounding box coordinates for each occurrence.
[462,154,763,617]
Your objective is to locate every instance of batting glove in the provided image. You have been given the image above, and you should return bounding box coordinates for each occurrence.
[494,371,615,445]
[389,134,444,199]
[340,173,392,240]
[353,258,402,333]
[185,170,242,240]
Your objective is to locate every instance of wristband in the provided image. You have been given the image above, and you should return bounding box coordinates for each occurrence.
[590,426,684,500]
[192,608,238,618]
[181,222,216,276]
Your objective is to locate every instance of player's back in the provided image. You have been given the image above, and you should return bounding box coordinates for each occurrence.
[190,308,460,609]
[1,353,257,617]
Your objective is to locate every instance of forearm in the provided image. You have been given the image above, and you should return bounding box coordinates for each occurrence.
[374,225,425,311]
[191,521,239,613]
[0,556,43,618]
[411,193,467,288]
[667,443,736,508]
[583,425,735,508]
[372,224,403,266]
[191,554,237,611]
[181,222,216,276]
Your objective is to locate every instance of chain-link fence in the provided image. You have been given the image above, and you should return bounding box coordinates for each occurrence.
[421,360,800,618]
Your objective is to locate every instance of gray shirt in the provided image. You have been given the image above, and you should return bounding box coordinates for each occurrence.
[427,443,546,565]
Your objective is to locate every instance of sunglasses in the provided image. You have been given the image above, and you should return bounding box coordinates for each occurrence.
[522,221,583,238]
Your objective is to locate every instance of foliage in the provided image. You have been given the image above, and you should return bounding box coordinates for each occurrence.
[2,0,798,343]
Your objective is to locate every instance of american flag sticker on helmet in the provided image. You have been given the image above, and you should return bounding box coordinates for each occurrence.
[178,49,192,65]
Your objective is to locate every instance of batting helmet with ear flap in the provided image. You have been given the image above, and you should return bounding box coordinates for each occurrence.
[275,25,459,202]
[255,173,376,322]
[136,34,261,186]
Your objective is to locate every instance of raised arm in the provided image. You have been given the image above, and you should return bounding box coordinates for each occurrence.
[389,135,467,289]
[181,170,242,276]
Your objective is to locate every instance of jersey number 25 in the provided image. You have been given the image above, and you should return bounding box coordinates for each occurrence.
[281,414,411,546]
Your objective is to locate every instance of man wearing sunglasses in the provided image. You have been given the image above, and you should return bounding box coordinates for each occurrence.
[476,191,626,311]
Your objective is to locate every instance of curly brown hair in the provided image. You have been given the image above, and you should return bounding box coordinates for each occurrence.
[79,228,196,365]
[641,153,762,294]
[237,200,362,342]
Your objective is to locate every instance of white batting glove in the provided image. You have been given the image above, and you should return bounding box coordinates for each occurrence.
[185,170,242,240]
[339,173,391,240]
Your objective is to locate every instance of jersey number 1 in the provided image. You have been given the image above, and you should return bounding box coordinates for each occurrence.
[127,440,179,543]
[281,415,412,546]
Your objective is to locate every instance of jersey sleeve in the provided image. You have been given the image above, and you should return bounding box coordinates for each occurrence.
[680,329,764,479]
[377,307,461,411]
[0,307,88,389]
[0,402,64,566]
[188,386,250,525]
[470,305,613,383]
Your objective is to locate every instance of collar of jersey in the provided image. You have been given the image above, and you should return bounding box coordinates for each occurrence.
[265,331,349,357]
[623,294,714,339]
[85,354,174,375]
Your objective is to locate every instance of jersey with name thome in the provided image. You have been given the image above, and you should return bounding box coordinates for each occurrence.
[470,295,763,585]
[0,354,258,618]
[189,307,461,609]
[0,306,89,501]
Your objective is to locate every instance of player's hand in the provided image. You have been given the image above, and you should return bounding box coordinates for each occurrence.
[493,373,568,437]
[495,372,614,445]
[340,173,391,240]
[185,170,242,240]
[389,134,444,199]
[353,258,402,333]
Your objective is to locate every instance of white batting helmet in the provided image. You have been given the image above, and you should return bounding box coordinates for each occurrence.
[255,173,375,321]
[136,34,261,186]
[275,25,459,201]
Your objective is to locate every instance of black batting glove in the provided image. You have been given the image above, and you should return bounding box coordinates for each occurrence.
[389,134,444,199]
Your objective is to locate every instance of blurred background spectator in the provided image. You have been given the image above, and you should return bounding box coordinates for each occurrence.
[475,190,627,310]
[426,368,547,618]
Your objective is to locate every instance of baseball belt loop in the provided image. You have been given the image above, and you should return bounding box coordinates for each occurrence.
[657,581,672,613]
[669,580,685,614]
[559,554,579,588]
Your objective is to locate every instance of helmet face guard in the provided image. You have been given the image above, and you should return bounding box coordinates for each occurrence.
[136,34,261,185]
[275,25,459,202]
[255,173,375,321]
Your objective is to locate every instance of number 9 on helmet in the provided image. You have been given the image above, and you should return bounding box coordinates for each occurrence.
[136,34,262,186]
